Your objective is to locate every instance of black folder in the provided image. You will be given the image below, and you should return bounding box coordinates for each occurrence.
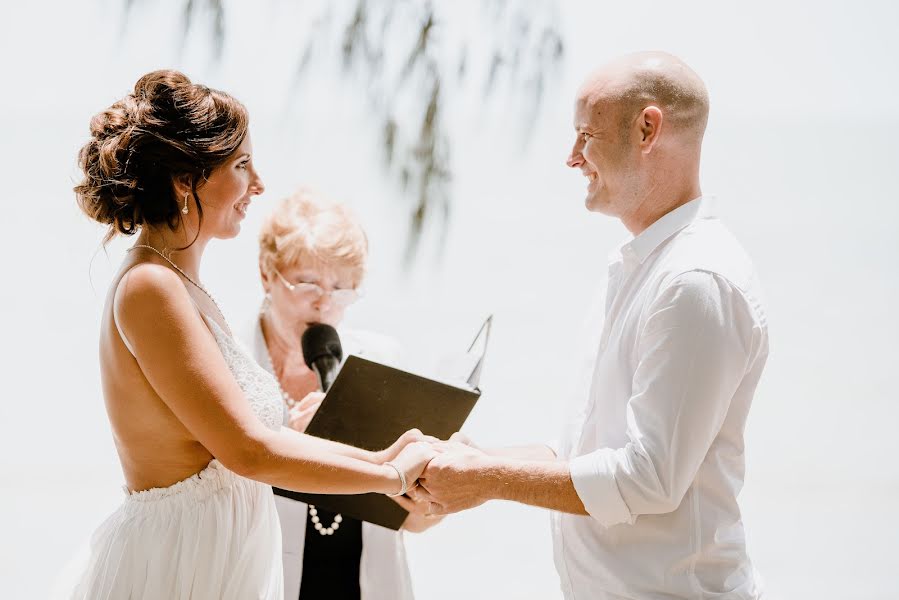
[273,316,491,530]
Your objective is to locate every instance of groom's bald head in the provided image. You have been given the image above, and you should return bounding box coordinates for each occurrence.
[578,51,709,143]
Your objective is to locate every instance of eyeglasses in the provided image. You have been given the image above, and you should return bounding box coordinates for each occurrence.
[273,268,360,308]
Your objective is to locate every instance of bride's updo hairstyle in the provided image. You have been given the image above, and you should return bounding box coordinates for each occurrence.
[75,70,248,241]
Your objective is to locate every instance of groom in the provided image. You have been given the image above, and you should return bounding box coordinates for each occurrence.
[416,52,769,599]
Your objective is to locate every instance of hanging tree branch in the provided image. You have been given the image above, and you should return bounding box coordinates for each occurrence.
[124,0,565,264]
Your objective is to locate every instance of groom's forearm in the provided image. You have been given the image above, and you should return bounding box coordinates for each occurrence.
[480,457,588,515]
[484,444,558,461]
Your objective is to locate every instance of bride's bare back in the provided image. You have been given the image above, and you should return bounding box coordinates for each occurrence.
[101,254,228,492]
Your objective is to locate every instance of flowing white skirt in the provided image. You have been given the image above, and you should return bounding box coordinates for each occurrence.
[57,460,283,599]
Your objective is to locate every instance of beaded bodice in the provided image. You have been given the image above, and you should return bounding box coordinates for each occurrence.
[202,315,284,432]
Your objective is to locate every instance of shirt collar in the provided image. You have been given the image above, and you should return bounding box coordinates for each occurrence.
[618,195,717,265]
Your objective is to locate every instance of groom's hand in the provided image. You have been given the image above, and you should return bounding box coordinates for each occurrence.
[415,441,491,515]
[448,431,481,449]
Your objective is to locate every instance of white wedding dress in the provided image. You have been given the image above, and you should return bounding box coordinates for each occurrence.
[62,314,285,599]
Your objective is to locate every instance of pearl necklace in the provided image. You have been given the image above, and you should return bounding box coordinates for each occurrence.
[260,317,303,409]
[260,314,345,536]
[308,505,342,535]
[280,390,298,409]
[129,244,232,336]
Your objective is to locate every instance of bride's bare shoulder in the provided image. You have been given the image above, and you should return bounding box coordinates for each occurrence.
[113,262,192,326]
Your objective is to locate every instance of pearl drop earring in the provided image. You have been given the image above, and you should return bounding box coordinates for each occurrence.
[182,192,189,215]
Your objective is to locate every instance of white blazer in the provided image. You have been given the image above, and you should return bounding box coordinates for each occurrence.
[247,319,416,600]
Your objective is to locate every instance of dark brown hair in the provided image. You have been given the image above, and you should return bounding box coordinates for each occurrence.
[75,70,248,241]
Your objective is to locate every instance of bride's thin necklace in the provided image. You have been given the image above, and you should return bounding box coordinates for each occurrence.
[129,244,231,336]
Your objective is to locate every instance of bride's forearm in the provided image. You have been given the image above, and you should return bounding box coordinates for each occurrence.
[237,427,400,495]
[291,428,379,463]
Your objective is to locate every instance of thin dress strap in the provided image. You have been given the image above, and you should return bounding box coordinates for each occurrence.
[113,267,227,357]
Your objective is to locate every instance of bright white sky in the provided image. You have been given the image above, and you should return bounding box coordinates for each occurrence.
[1,1,898,598]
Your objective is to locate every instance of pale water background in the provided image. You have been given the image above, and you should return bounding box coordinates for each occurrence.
[1,1,898,598]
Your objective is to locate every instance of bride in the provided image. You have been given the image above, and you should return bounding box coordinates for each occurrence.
[64,69,434,599]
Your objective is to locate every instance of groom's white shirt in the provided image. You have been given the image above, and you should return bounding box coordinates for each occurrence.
[552,197,768,599]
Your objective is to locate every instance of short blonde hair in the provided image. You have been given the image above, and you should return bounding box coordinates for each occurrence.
[259,188,368,287]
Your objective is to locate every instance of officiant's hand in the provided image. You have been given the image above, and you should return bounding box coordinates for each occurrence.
[414,441,491,515]
[286,392,324,433]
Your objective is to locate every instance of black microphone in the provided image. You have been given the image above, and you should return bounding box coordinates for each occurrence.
[301,323,343,392]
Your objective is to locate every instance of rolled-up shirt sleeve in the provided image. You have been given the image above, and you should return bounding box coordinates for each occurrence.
[569,270,761,527]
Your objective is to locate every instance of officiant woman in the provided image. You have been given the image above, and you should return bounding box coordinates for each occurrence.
[245,188,443,600]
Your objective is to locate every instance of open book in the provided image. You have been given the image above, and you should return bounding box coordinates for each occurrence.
[273,315,492,530]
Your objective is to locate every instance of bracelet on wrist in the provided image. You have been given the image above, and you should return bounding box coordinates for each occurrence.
[384,462,407,497]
